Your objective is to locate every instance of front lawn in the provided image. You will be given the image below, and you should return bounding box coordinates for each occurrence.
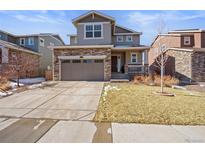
[94,83,205,125]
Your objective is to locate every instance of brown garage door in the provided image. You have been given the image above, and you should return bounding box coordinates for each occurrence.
[61,59,104,81]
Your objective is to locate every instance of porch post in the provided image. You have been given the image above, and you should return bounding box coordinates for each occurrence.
[142,51,145,74]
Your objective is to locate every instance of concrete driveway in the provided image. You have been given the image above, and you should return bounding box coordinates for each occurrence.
[0,81,205,143]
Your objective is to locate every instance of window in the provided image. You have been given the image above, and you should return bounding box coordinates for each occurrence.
[20,38,25,46]
[116,36,123,42]
[74,37,77,44]
[94,59,103,63]
[126,36,133,42]
[83,59,92,63]
[161,44,166,52]
[28,37,34,45]
[85,23,102,38]
[39,38,45,47]
[62,60,70,63]
[184,36,191,45]
[0,34,2,39]
[131,53,137,64]
[50,42,54,46]
[72,59,81,63]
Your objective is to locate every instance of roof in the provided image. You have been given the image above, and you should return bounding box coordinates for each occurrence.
[169,29,205,33]
[0,40,40,56]
[0,29,65,45]
[52,44,150,50]
[53,45,114,49]
[114,25,142,35]
[112,46,150,51]
[72,10,115,25]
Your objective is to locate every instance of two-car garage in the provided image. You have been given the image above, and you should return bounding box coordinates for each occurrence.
[60,57,104,81]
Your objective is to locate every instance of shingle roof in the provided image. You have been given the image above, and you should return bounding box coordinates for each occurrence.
[0,40,40,56]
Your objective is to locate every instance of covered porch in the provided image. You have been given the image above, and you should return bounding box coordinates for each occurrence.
[111,46,149,79]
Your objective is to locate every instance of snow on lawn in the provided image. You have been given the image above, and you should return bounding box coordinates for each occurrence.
[13,77,45,85]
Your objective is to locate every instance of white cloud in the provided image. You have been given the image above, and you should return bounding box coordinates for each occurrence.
[127,11,205,26]
[13,11,66,24]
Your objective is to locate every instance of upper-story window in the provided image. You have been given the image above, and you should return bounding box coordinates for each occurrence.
[160,44,166,52]
[116,36,123,42]
[39,38,45,47]
[20,38,25,46]
[184,36,191,45]
[28,37,34,45]
[131,53,137,64]
[126,36,133,42]
[85,23,102,39]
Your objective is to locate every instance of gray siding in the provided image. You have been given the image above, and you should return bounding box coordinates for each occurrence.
[16,36,39,52]
[113,35,140,47]
[70,36,77,45]
[0,32,16,43]
[77,23,112,45]
[38,35,64,74]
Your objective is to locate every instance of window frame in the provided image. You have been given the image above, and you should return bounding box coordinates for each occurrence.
[184,36,191,45]
[116,36,123,42]
[39,38,45,47]
[84,23,103,39]
[126,35,133,42]
[28,37,34,45]
[131,53,138,64]
[20,38,25,46]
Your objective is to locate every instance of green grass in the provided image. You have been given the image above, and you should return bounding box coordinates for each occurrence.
[94,83,205,125]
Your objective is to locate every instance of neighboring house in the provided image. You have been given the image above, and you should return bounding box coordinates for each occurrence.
[0,30,65,76]
[0,40,40,79]
[53,11,149,81]
[149,29,205,82]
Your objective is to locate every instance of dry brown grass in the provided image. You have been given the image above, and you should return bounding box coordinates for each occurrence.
[0,76,11,91]
[94,83,205,125]
[133,75,179,87]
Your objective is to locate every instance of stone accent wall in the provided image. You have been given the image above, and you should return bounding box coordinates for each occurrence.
[166,49,192,82]
[191,51,205,81]
[0,49,40,79]
[53,48,111,81]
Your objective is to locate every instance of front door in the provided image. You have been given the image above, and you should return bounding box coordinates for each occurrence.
[111,56,118,72]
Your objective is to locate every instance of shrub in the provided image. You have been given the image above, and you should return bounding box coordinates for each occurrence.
[133,75,179,87]
[0,76,11,91]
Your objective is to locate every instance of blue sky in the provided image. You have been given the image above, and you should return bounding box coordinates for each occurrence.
[0,10,205,45]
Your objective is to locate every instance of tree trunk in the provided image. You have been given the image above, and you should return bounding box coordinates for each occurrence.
[160,53,164,93]
[17,70,20,87]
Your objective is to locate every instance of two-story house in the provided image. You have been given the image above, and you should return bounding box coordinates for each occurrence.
[53,11,150,81]
[0,30,64,79]
[149,29,205,82]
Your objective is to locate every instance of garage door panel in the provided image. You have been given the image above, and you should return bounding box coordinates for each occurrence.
[61,59,104,81]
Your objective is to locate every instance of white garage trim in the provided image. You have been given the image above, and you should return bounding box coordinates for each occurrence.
[58,55,107,60]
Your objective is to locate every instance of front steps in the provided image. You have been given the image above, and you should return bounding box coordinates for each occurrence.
[110,73,129,82]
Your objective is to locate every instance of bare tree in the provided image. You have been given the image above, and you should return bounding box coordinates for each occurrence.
[154,16,169,93]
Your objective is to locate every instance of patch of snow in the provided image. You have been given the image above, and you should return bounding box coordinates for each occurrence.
[33,120,45,130]
[172,85,186,90]
[103,85,121,96]
[0,91,13,97]
[28,83,43,89]
[10,82,24,88]
[13,77,45,85]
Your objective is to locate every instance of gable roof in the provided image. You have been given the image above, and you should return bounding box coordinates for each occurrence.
[114,25,142,35]
[0,40,40,56]
[72,10,115,25]
[169,29,205,33]
[0,30,65,45]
